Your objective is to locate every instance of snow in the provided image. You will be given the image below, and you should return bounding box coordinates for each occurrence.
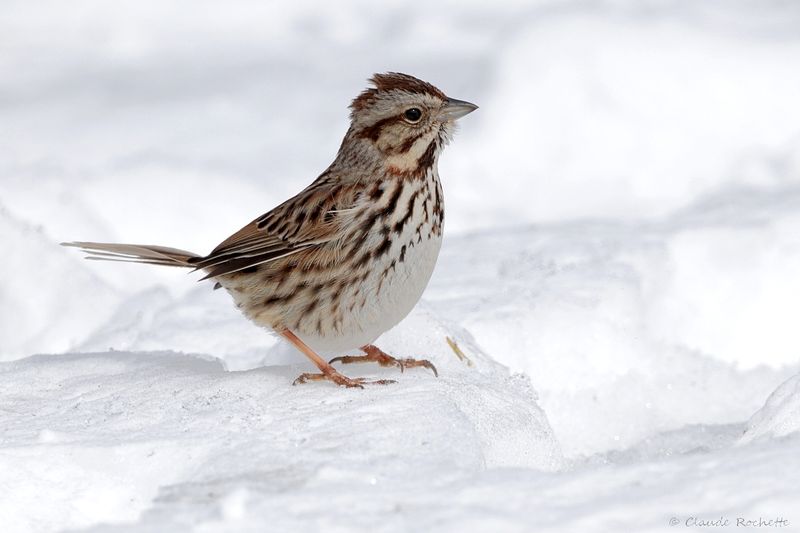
[2,1,800,532]
[427,190,800,456]
[741,373,800,443]
[1,314,561,532]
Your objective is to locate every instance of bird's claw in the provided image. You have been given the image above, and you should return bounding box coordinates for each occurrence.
[398,358,439,377]
[329,345,438,377]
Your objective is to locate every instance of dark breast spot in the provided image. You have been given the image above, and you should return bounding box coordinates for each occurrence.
[369,183,385,201]
[305,299,318,315]
[372,236,392,259]
[353,252,372,269]
[360,210,381,234]
[393,189,419,235]
[384,259,397,276]
[382,183,403,217]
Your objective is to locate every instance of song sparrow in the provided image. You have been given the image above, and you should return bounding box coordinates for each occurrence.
[64,72,477,388]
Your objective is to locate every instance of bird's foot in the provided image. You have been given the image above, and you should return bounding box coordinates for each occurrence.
[330,345,438,377]
[281,329,396,388]
[292,368,396,388]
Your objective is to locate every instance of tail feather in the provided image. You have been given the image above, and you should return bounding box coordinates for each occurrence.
[61,241,201,268]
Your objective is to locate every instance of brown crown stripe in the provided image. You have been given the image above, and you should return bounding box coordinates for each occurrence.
[351,72,447,112]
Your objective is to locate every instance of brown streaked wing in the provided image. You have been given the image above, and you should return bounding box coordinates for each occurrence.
[193,181,357,280]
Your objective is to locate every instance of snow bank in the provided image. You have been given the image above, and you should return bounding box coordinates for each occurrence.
[4,346,796,533]
[79,430,800,533]
[0,308,561,533]
[427,189,800,456]
[0,205,119,360]
[740,373,800,443]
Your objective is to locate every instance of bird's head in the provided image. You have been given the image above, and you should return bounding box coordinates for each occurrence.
[346,72,477,176]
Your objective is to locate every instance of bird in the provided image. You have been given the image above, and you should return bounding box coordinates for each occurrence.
[63,72,478,388]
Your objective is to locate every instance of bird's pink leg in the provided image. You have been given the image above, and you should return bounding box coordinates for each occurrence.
[330,345,438,377]
[280,330,394,388]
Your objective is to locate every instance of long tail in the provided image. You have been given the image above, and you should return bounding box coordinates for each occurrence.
[61,241,201,268]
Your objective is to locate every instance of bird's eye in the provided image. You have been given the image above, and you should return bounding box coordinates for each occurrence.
[404,108,422,123]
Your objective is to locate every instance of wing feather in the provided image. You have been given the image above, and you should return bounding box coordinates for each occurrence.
[193,179,359,279]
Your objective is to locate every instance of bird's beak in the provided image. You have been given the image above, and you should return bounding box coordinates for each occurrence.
[441,98,478,121]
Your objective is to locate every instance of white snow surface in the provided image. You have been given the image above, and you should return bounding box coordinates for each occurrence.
[2,1,800,532]
[741,373,800,444]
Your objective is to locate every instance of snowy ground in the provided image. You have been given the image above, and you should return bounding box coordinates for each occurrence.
[2,1,800,532]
